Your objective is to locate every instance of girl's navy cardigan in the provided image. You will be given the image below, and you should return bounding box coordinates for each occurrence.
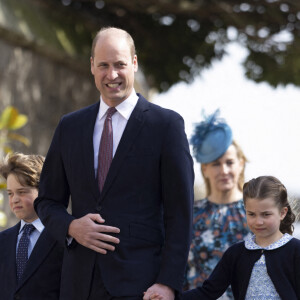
[183,238,300,300]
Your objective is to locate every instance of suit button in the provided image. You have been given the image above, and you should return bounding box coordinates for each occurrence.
[14,294,21,300]
[96,205,101,211]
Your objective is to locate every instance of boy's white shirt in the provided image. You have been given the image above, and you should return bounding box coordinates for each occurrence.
[17,218,44,257]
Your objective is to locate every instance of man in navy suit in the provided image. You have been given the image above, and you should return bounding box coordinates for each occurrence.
[34,27,194,300]
[0,153,63,300]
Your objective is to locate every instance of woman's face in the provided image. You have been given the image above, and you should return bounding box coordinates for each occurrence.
[202,144,244,194]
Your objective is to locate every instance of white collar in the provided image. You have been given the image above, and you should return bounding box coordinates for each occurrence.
[245,233,293,250]
[20,218,44,234]
[99,89,139,121]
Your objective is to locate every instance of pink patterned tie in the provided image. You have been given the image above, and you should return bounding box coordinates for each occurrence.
[98,107,117,192]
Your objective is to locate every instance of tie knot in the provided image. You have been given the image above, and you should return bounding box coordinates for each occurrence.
[106,107,117,119]
[22,224,35,236]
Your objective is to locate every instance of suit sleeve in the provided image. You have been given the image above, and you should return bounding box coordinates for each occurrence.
[156,113,194,291]
[34,118,75,246]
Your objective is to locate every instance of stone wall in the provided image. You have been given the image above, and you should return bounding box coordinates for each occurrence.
[0,38,99,156]
[0,38,100,228]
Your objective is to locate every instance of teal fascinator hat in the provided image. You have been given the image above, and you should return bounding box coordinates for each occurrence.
[190,109,232,164]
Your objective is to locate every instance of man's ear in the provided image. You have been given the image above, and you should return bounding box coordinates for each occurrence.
[90,57,95,75]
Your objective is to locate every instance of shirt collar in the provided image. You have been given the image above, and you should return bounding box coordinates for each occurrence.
[20,218,45,234]
[245,233,293,250]
[99,89,138,121]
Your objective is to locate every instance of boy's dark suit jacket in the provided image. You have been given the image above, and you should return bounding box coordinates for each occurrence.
[35,94,195,299]
[0,222,64,300]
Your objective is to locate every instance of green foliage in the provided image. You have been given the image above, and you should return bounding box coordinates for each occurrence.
[0,106,28,130]
[0,193,7,227]
[44,0,300,92]
[3,0,299,92]
[0,106,30,186]
[0,106,30,227]
[0,106,30,155]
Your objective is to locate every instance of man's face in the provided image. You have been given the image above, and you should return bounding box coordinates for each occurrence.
[91,34,138,107]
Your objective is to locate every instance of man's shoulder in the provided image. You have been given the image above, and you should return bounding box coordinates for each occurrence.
[137,94,183,121]
[56,102,100,132]
[65,102,99,117]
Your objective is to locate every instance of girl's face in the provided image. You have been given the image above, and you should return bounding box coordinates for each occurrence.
[202,145,244,194]
[7,174,38,223]
[245,197,288,246]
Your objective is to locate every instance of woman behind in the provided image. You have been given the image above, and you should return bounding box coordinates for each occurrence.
[184,110,250,299]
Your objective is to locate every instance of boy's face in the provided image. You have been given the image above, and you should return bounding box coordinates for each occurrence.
[7,174,38,223]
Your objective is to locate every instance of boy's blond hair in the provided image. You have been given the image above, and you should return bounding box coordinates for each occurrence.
[0,153,44,188]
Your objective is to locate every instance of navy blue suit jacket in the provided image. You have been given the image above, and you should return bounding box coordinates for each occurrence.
[0,222,63,300]
[35,94,194,299]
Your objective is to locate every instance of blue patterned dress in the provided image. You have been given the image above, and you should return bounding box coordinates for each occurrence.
[184,198,250,299]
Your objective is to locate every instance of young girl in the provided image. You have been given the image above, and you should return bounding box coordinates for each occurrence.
[147,176,300,300]
[180,175,300,300]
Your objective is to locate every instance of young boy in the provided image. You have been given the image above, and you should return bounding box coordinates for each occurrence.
[0,153,63,300]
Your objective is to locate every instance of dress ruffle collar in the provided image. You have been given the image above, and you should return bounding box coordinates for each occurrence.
[245,233,293,250]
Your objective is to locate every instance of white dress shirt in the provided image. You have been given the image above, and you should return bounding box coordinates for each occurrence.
[66,91,138,246]
[17,218,45,258]
[93,90,139,176]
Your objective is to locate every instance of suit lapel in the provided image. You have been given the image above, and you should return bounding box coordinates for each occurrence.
[100,96,149,201]
[3,223,19,288]
[82,102,101,201]
[16,229,56,290]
